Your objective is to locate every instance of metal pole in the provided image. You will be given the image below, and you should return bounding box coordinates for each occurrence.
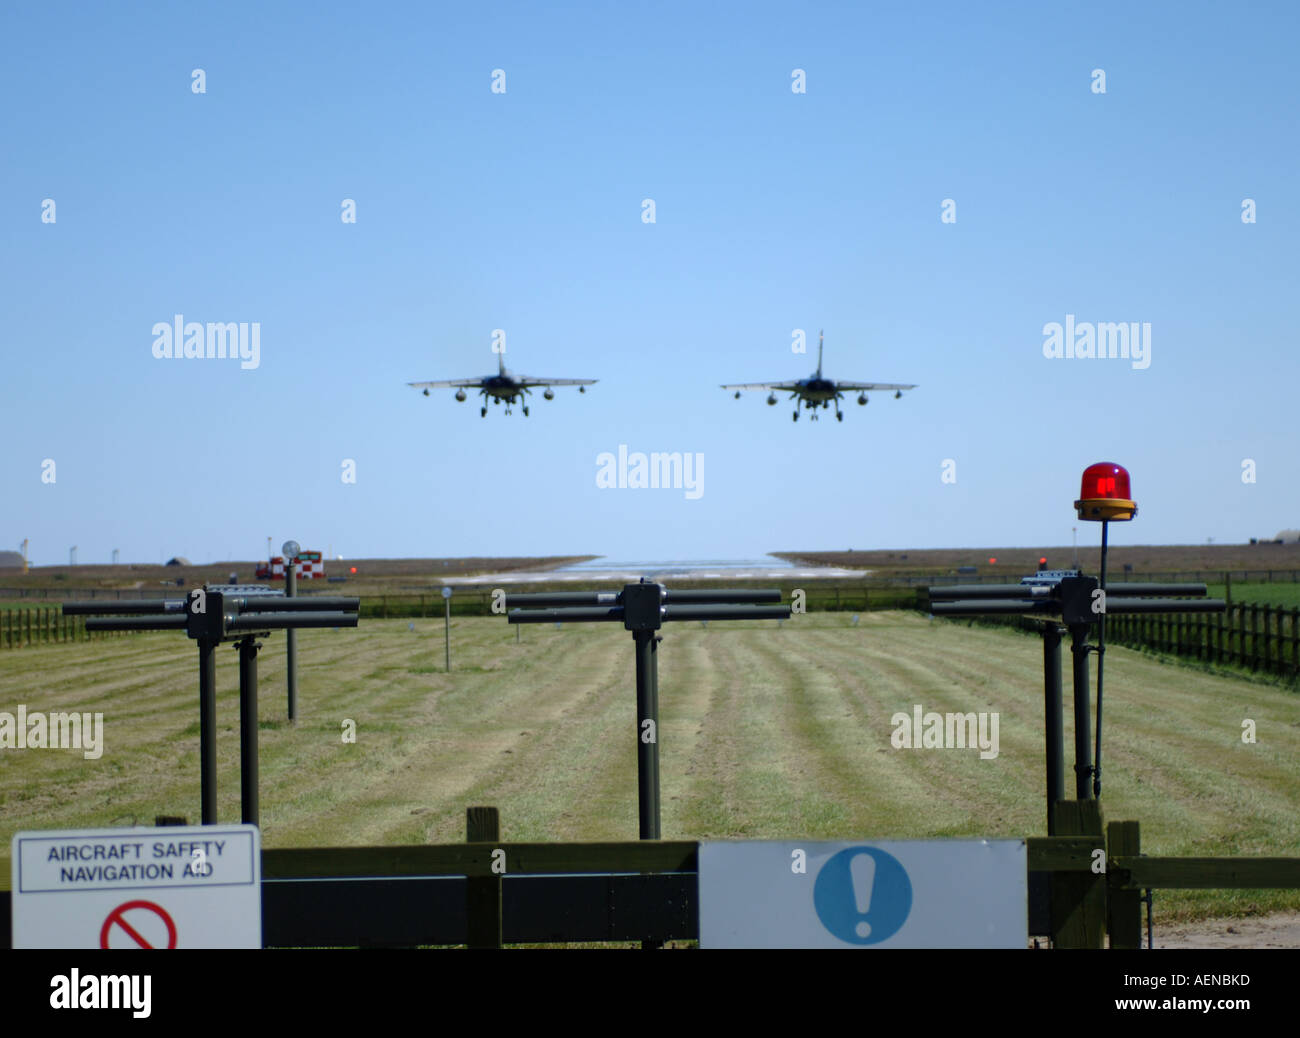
[1042,623,1064,834]
[445,596,451,672]
[1069,623,1093,799]
[198,638,217,824]
[286,562,298,723]
[634,629,661,840]
[1094,520,1109,798]
[238,637,260,826]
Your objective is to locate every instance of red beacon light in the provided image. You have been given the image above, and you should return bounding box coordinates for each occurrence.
[1075,462,1137,522]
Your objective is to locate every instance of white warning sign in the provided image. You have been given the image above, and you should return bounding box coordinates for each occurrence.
[11,824,260,948]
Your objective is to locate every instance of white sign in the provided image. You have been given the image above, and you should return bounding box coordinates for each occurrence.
[700,839,1026,948]
[12,824,261,949]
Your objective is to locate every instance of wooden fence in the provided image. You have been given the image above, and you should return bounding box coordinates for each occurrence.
[1107,602,1300,678]
[0,606,140,650]
[938,600,1300,679]
[5,803,1295,947]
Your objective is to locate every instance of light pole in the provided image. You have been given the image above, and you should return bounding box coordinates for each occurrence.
[1072,527,1078,569]
[283,539,300,723]
[442,586,453,671]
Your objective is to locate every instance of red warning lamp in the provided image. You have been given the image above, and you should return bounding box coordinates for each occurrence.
[350,566,357,574]
[1075,462,1137,522]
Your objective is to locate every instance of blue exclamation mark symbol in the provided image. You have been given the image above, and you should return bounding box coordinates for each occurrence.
[850,851,876,938]
[813,847,912,945]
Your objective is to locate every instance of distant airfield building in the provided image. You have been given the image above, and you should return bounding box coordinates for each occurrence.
[0,550,27,572]
[1276,529,1300,544]
[255,551,325,580]
[165,556,191,566]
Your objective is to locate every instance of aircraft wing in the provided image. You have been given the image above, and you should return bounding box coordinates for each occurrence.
[833,381,918,391]
[407,378,484,389]
[516,377,598,387]
[720,382,801,392]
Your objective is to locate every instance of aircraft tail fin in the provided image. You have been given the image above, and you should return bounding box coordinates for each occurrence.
[817,330,824,376]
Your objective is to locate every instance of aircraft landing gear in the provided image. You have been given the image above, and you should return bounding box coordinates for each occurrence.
[836,411,843,422]
[523,406,529,416]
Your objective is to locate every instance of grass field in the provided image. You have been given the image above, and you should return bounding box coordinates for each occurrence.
[1,612,1297,927]
[1211,583,1300,609]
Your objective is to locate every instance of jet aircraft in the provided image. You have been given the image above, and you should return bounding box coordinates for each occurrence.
[408,354,596,416]
[721,331,917,421]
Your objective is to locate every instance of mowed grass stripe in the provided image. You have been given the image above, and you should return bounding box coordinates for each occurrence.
[758,616,1036,837]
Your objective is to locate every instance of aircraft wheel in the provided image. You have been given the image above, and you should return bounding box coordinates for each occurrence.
[480,407,487,417]
[836,412,843,422]
[792,411,798,422]
[523,407,529,416]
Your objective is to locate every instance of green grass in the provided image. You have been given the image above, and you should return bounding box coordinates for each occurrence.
[1,613,1297,928]
[1208,582,1300,608]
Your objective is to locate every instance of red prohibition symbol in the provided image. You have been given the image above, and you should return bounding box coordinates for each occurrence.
[100,900,178,949]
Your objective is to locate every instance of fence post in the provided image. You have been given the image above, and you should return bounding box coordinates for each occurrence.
[1292,608,1299,674]
[1251,605,1259,671]
[1050,799,1106,949]
[1106,820,1142,949]
[1235,604,1244,666]
[1274,606,1284,675]
[466,806,502,949]
[1263,605,1272,672]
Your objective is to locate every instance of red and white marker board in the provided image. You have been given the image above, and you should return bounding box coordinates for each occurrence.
[11,824,260,948]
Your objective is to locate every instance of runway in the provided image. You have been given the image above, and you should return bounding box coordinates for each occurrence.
[443,557,869,585]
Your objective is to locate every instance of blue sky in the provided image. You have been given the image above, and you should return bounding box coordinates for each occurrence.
[3,2,1297,565]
